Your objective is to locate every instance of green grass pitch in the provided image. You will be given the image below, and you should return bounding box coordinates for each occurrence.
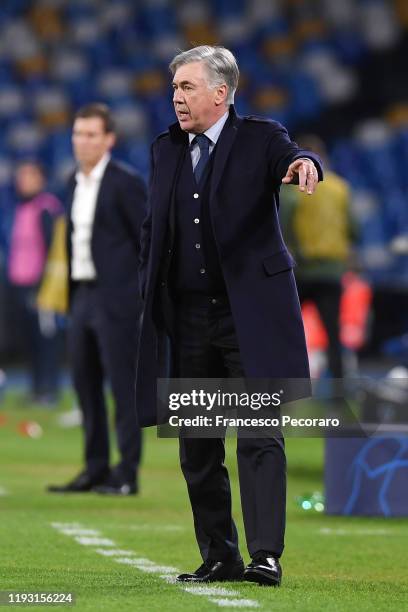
[0,391,407,611]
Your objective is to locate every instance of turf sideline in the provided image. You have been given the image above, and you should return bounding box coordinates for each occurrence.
[50,522,261,609]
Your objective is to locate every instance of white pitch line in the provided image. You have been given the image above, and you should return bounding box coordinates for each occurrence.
[127,524,185,532]
[114,557,179,575]
[319,527,400,536]
[134,564,180,574]
[60,528,101,536]
[51,522,82,529]
[95,549,137,557]
[50,522,260,610]
[183,586,240,597]
[159,575,179,583]
[209,598,260,608]
[0,486,9,496]
[51,524,117,548]
[75,536,115,546]
[114,557,155,566]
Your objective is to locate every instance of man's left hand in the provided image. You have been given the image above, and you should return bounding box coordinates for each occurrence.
[281,158,319,195]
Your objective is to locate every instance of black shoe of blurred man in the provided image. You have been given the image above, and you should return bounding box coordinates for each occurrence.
[243,554,282,586]
[47,470,107,493]
[176,559,244,583]
[92,472,138,496]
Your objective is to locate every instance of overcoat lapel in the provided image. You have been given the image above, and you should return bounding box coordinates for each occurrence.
[155,125,188,225]
[210,106,242,202]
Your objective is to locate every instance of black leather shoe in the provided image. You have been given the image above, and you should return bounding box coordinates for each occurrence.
[243,556,282,586]
[47,471,106,493]
[92,473,138,496]
[176,559,244,583]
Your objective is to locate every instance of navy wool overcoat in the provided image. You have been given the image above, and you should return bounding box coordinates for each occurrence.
[136,106,323,426]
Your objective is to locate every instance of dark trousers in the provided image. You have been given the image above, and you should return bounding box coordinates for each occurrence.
[297,279,344,378]
[175,295,286,561]
[14,285,61,399]
[69,284,141,483]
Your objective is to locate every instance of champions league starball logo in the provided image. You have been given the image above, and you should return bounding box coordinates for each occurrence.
[344,437,408,516]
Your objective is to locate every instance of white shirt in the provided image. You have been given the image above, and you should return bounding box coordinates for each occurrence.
[70,153,110,281]
[188,111,229,170]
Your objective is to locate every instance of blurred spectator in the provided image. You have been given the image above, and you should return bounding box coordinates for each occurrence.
[0,214,8,364]
[36,214,69,317]
[7,161,63,404]
[281,135,355,378]
[47,103,146,496]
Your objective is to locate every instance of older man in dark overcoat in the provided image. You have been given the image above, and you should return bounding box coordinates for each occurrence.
[136,45,323,586]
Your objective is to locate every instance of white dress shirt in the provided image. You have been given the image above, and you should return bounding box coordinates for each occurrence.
[188,111,229,170]
[71,153,110,281]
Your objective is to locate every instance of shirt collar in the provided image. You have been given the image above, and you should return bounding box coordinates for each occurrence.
[76,153,111,183]
[188,111,229,147]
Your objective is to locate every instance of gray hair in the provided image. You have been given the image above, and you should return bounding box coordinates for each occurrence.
[169,46,239,105]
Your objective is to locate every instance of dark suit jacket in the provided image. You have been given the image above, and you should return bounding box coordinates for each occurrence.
[66,158,147,318]
[136,106,323,426]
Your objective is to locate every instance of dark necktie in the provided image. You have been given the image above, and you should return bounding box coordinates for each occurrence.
[193,134,211,184]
